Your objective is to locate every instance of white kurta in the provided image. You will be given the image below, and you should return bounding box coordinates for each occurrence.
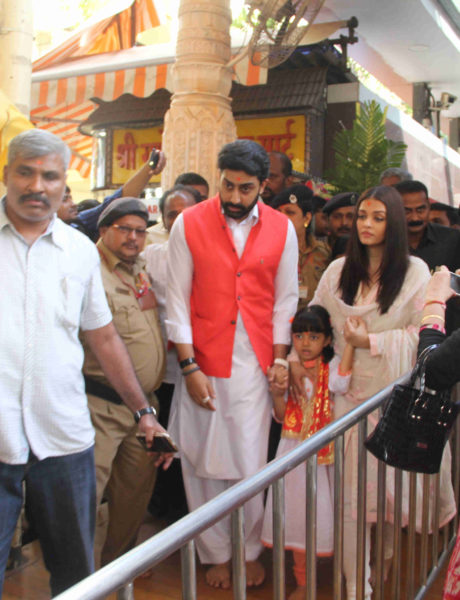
[166,203,299,480]
[142,241,179,385]
[262,356,351,554]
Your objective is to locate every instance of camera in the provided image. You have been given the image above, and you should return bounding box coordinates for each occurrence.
[440,92,457,110]
[149,149,160,170]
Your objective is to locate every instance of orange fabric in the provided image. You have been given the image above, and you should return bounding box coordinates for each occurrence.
[282,360,334,465]
[33,0,160,70]
[246,52,261,86]
[183,195,288,378]
[156,64,168,89]
[133,67,146,97]
[292,550,306,587]
[444,524,460,599]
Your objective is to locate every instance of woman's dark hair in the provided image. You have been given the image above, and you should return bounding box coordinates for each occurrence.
[217,139,270,182]
[338,185,409,314]
[291,305,334,363]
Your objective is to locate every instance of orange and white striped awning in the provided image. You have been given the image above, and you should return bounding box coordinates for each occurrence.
[31,0,267,179]
[31,47,266,178]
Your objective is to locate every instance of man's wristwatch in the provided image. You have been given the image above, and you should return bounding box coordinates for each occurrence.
[134,406,157,423]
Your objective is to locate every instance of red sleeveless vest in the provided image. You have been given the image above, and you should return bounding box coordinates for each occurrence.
[183,194,288,377]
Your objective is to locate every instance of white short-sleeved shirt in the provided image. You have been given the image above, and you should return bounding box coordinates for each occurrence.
[0,202,112,464]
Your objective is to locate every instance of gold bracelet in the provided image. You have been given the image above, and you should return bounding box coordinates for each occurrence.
[421,314,445,324]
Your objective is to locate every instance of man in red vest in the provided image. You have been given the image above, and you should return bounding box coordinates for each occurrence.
[166,140,298,589]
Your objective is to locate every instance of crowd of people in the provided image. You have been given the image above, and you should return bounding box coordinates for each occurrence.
[0,128,459,600]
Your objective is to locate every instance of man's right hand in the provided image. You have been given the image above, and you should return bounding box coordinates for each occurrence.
[184,369,216,411]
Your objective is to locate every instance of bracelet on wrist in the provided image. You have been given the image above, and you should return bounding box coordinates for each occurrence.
[133,406,157,423]
[421,314,445,324]
[179,357,196,369]
[420,323,446,334]
[182,365,201,377]
[423,300,447,310]
[273,358,289,369]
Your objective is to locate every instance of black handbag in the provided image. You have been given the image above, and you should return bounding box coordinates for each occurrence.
[364,345,459,474]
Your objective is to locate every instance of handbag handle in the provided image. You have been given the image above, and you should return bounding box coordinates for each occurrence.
[409,344,439,391]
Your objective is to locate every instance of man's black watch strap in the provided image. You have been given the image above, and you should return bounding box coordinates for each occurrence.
[134,406,157,423]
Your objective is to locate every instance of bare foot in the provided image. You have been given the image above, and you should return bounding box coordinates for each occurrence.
[288,585,306,600]
[206,562,231,589]
[246,560,265,587]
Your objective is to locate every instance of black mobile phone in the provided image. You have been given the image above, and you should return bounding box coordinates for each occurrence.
[148,148,160,170]
[450,272,460,295]
[136,432,178,453]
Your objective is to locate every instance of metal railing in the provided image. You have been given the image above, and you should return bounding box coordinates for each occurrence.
[55,376,460,600]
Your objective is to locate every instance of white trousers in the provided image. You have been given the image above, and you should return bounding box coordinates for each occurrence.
[181,454,264,564]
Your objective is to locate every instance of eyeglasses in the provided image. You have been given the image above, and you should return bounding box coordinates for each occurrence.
[111,224,147,237]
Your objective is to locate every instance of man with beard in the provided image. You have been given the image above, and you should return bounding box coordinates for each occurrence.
[0,129,171,597]
[395,179,460,332]
[260,151,293,204]
[166,140,298,590]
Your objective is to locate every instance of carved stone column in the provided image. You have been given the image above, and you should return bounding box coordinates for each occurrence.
[0,0,33,116]
[161,0,237,194]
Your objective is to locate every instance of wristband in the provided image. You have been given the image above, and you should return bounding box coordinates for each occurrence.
[423,300,447,309]
[179,357,196,369]
[273,358,289,369]
[134,406,157,423]
[420,323,446,334]
[182,366,201,377]
[421,314,445,324]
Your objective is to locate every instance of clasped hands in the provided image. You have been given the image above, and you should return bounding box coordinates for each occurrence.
[269,316,369,402]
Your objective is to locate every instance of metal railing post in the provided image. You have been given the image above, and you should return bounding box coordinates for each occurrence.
[374,459,386,600]
[305,454,317,600]
[420,474,431,585]
[116,582,134,600]
[406,472,417,599]
[272,477,286,600]
[391,468,403,600]
[333,435,344,600]
[432,472,441,567]
[231,507,246,600]
[180,541,196,600]
[356,419,367,600]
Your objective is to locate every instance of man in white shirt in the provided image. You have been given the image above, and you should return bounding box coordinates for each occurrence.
[0,129,171,597]
[166,139,298,589]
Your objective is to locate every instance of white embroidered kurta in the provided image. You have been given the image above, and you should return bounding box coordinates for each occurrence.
[142,241,178,385]
[166,204,298,480]
[262,355,351,554]
[311,256,456,529]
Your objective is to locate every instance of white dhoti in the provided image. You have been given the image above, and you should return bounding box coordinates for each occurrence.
[169,316,272,563]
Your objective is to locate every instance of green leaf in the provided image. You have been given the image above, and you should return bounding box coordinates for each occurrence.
[326,100,407,194]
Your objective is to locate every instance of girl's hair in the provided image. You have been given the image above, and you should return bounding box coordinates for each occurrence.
[291,305,334,363]
[338,185,409,314]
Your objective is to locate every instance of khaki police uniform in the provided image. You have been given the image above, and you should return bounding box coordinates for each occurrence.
[83,239,165,567]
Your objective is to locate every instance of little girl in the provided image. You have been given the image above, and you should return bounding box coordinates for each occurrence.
[261,305,354,600]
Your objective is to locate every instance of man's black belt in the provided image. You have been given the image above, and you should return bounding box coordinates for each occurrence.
[84,376,123,405]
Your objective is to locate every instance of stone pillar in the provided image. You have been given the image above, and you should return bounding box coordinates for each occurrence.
[161,0,237,194]
[0,0,34,116]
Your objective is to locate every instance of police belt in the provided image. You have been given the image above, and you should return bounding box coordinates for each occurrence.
[84,376,123,405]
